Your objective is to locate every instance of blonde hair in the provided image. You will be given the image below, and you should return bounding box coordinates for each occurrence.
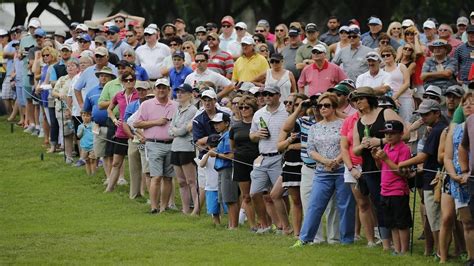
[318,92,339,109]
[41,46,59,65]
[387,21,402,39]
[182,41,197,57]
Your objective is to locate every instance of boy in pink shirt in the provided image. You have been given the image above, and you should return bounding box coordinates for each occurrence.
[372,120,412,255]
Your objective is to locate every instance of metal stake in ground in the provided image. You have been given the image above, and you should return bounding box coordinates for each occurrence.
[60,105,66,162]
[410,169,418,255]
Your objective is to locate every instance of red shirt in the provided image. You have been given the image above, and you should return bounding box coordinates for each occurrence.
[298,60,347,96]
[112,89,139,139]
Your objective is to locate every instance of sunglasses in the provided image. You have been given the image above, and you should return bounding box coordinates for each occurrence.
[195,59,207,63]
[259,49,268,52]
[207,37,216,41]
[235,27,244,31]
[403,47,413,51]
[312,50,324,54]
[262,92,276,97]
[283,100,293,105]
[317,103,332,109]
[206,28,213,31]
[126,35,134,38]
[350,96,367,102]
[183,46,192,49]
[340,31,348,34]
[380,40,389,45]
[222,25,232,28]
[270,60,281,64]
[348,35,358,39]
[115,20,124,23]
[239,105,251,110]
[95,54,105,58]
[123,54,133,57]
[107,32,116,35]
[144,33,152,36]
[275,29,284,32]
[404,32,414,36]
[381,53,392,58]
[122,78,136,83]
[423,94,439,100]
[255,30,265,33]
[169,43,178,46]
[253,38,261,42]
[42,54,50,57]
[78,40,88,43]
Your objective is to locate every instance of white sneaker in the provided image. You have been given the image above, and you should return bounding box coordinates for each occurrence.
[65,157,74,164]
[238,209,246,225]
[38,130,44,138]
[23,125,35,133]
[103,179,109,185]
[256,226,272,234]
[117,177,128,186]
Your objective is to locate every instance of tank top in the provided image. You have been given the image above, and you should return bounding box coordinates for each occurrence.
[265,69,291,102]
[335,42,342,56]
[387,64,411,98]
[284,123,303,164]
[357,108,386,171]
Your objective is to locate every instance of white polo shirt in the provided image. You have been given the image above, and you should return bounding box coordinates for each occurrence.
[356,69,391,89]
[136,42,171,79]
[184,69,232,91]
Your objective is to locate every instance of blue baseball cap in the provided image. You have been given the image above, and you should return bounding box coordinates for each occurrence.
[172,50,185,59]
[107,25,120,34]
[34,28,46,37]
[176,83,193,93]
[78,33,92,42]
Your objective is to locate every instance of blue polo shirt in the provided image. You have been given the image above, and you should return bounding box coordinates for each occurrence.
[169,66,193,98]
[83,85,108,126]
[214,130,232,171]
[135,65,149,81]
[49,59,67,82]
[192,108,223,158]
[124,99,140,121]
[74,63,118,95]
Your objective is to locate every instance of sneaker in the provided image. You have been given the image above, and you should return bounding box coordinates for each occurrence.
[31,129,40,136]
[65,157,74,164]
[249,227,259,233]
[150,208,159,214]
[367,241,377,248]
[117,177,128,186]
[23,125,35,133]
[238,209,246,225]
[290,240,307,248]
[391,251,400,256]
[98,159,103,167]
[167,203,178,211]
[75,159,85,167]
[38,130,44,138]
[256,226,272,234]
[354,235,362,241]
[103,179,109,185]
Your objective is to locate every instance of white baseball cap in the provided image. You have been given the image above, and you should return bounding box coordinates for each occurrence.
[235,22,247,30]
[312,44,327,54]
[75,23,89,31]
[144,27,157,35]
[201,89,217,99]
[28,19,41,29]
[423,20,436,29]
[154,78,170,87]
[241,35,255,45]
[402,19,415,27]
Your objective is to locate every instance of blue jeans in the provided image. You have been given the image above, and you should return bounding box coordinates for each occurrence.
[299,168,356,244]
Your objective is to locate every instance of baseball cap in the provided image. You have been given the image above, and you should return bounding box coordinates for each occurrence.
[172,50,185,59]
[352,87,377,98]
[154,78,170,87]
[75,23,89,32]
[205,22,218,30]
[0,29,8,36]
[348,26,361,35]
[210,112,231,124]
[423,85,442,98]
[238,82,256,92]
[339,26,350,33]
[176,83,193,93]
[94,47,109,56]
[257,19,270,28]
[288,28,299,37]
[312,44,327,54]
[401,19,415,28]
[135,80,151,90]
[94,35,107,44]
[328,84,351,96]
[147,24,159,30]
[467,25,474,34]
[85,21,99,30]
[54,29,66,38]
[201,89,218,99]
[423,20,436,29]
[235,22,247,30]
[78,33,92,42]
[80,50,94,59]
[263,85,280,94]
[195,26,206,33]
[457,16,469,26]
[270,53,283,61]
[60,44,73,51]
[117,60,135,69]
[444,85,465,98]
[471,11,474,18]
[207,32,219,40]
[174,18,185,24]
[415,99,441,114]
[378,96,396,109]
[221,16,234,26]
[368,17,382,25]
[339,79,356,89]
[380,120,404,133]
[241,36,255,45]
[69,22,79,29]
[108,25,120,34]
[366,51,382,62]
[305,23,318,32]
[144,27,157,35]
[28,19,41,29]
[34,28,46,37]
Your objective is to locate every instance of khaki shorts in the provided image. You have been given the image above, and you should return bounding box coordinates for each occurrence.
[424,190,441,232]
[138,146,150,174]
[93,126,108,158]
[457,207,473,223]
[80,149,97,160]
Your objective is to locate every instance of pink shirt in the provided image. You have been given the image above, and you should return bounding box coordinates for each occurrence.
[298,60,347,96]
[112,90,139,139]
[380,141,411,196]
[340,112,362,166]
[136,98,178,140]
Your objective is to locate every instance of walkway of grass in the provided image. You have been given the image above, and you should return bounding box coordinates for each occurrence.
[0,118,450,264]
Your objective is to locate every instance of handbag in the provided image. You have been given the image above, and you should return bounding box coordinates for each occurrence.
[430,167,445,203]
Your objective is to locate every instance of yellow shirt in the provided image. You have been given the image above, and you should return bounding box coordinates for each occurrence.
[232,53,269,82]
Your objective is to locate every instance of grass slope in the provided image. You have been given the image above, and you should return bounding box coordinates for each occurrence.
[0,118,453,265]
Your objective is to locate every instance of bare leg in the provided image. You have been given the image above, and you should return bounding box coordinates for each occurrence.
[263,194,279,227]
[400,228,410,254]
[351,184,375,243]
[392,229,401,253]
[149,176,161,210]
[103,156,113,179]
[463,219,474,261]
[227,202,239,228]
[90,159,97,175]
[7,100,18,121]
[251,192,270,228]
[239,181,256,228]
[439,193,455,262]
[64,135,73,159]
[270,176,290,232]
[160,177,172,212]
[453,220,466,256]
[174,165,191,214]
[85,159,92,175]
[168,177,176,207]
[355,205,361,238]
[105,154,124,192]
[288,187,302,236]
[182,163,199,215]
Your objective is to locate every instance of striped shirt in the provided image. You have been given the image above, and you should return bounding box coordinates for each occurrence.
[296,116,317,166]
[250,103,288,154]
[208,49,234,77]
[454,42,474,84]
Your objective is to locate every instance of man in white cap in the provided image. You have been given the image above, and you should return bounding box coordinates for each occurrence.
[420,20,438,45]
[219,15,240,59]
[134,78,178,213]
[233,36,269,83]
[298,44,347,96]
[235,22,251,43]
[194,26,207,48]
[249,85,288,233]
[355,52,391,95]
[295,23,329,70]
[362,16,400,50]
[49,44,73,87]
[135,27,171,81]
[455,16,469,40]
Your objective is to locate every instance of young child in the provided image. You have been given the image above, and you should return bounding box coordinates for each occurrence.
[372,120,412,255]
[208,113,239,229]
[199,134,223,226]
[77,111,97,175]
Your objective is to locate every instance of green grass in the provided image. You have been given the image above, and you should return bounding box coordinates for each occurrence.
[0,117,457,265]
